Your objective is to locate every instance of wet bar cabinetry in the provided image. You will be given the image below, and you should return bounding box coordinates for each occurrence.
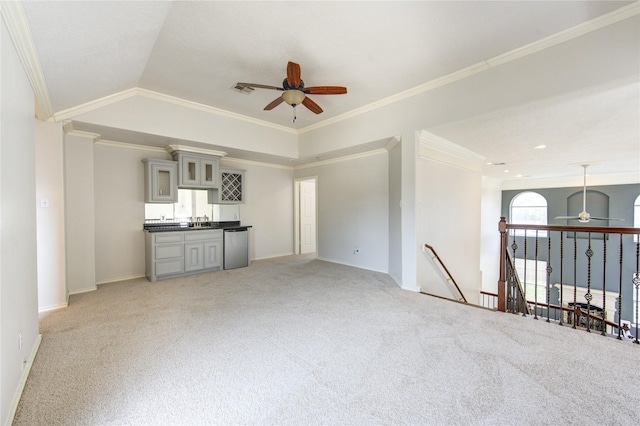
[142,158,178,203]
[145,229,223,282]
[208,168,245,204]
[171,151,219,189]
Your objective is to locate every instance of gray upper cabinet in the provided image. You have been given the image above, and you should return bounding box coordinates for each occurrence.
[209,168,245,204]
[172,151,219,189]
[142,158,178,203]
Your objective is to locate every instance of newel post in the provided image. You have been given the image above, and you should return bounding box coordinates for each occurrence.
[498,217,507,312]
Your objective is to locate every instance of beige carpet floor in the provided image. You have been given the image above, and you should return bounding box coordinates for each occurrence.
[13,255,640,425]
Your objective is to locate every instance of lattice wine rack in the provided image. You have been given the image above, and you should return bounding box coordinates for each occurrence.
[221,172,243,202]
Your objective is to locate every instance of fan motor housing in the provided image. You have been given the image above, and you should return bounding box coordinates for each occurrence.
[283,78,304,91]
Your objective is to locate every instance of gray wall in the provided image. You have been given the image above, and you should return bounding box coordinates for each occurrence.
[295,151,389,272]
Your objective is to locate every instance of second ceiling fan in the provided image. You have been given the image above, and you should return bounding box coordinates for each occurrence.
[237,61,347,120]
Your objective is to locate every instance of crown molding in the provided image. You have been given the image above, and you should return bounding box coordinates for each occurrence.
[298,1,640,134]
[418,131,485,172]
[53,88,139,122]
[501,171,640,191]
[54,87,297,134]
[221,157,293,170]
[1,0,54,120]
[165,144,227,158]
[95,139,167,153]
[385,136,401,151]
[294,148,387,170]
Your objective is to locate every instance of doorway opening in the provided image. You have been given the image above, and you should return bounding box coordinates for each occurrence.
[294,177,317,255]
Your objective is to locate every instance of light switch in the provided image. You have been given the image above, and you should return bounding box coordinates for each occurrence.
[40,198,50,208]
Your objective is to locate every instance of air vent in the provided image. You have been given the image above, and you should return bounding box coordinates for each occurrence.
[232,84,254,94]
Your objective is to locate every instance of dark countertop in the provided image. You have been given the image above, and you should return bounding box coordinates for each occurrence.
[144,221,252,233]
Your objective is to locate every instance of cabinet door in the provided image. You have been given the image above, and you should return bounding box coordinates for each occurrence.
[184,242,204,272]
[200,158,218,188]
[145,160,178,203]
[203,240,223,269]
[180,155,200,187]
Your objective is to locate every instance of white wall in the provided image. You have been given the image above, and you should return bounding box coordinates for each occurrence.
[388,140,402,284]
[0,17,40,426]
[480,177,502,297]
[221,158,294,260]
[294,151,389,273]
[64,133,97,294]
[73,94,299,159]
[93,143,170,283]
[35,120,67,311]
[416,135,483,302]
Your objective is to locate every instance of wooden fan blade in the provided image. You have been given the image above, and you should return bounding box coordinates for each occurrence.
[237,82,283,91]
[264,96,284,110]
[302,97,323,114]
[303,86,347,95]
[287,62,301,88]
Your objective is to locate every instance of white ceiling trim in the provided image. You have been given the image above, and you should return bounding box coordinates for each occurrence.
[53,88,139,122]
[294,148,388,171]
[165,144,227,158]
[298,1,640,134]
[0,0,53,120]
[221,157,293,171]
[95,139,167,154]
[53,87,297,134]
[419,131,486,172]
[501,172,640,191]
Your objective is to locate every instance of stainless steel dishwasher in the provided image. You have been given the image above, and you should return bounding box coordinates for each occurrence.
[223,228,249,269]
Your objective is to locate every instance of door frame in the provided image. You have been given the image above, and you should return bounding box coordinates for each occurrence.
[293,176,318,255]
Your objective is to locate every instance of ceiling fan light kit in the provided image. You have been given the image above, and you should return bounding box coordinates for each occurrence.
[281,90,305,106]
[235,61,347,121]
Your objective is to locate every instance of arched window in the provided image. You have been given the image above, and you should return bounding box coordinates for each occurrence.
[634,194,640,232]
[510,192,548,236]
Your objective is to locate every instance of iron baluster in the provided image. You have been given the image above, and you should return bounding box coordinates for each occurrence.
[617,234,623,340]
[523,230,528,316]
[573,233,577,330]
[634,239,640,344]
[559,231,564,326]
[534,230,539,320]
[601,233,607,336]
[585,232,593,332]
[546,235,552,323]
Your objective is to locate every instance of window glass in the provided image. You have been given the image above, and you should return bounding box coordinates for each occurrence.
[510,192,548,237]
[634,195,640,243]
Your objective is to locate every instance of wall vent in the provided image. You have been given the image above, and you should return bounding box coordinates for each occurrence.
[232,84,254,94]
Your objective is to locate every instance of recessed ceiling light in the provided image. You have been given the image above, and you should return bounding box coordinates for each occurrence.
[516,174,523,178]
[534,144,547,150]
[504,169,510,173]
[486,162,493,165]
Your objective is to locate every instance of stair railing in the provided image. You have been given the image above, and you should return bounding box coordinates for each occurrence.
[423,244,467,303]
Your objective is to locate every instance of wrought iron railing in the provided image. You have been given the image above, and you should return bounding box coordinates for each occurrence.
[497,217,640,344]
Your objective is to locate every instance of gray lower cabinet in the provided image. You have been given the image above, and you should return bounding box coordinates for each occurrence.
[145,229,223,282]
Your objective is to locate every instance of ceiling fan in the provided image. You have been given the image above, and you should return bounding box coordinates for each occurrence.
[236,61,347,122]
[554,164,623,223]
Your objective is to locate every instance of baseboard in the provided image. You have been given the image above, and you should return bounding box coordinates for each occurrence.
[96,274,145,285]
[68,286,97,296]
[253,252,295,261]
[38,302,68,314]
[315,257,388,274]
[4,334,42,426]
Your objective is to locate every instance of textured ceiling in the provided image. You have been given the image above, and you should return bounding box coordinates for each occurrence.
[19,1,640,183]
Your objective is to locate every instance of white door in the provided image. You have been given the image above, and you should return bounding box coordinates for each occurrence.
[299,179,316,254]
